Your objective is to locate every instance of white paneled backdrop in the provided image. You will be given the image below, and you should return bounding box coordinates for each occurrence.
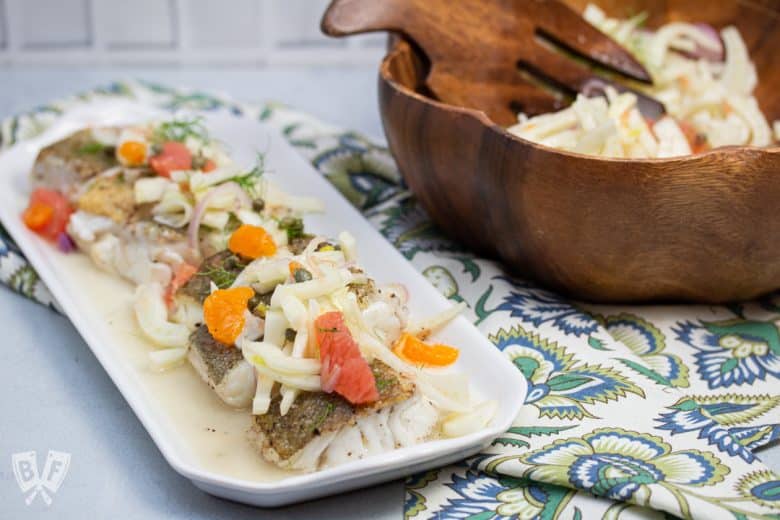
[0,0,386,65]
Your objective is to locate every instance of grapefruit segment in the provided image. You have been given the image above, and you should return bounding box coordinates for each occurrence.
[315,311,378,404]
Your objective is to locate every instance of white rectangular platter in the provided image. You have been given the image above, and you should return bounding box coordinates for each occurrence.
[0,99,527,507]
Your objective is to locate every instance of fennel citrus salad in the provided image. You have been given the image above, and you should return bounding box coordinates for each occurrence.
[507,3,780,158]
[22,118,495,472]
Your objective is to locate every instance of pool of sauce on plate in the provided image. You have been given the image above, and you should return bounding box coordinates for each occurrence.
[59,253,295,482]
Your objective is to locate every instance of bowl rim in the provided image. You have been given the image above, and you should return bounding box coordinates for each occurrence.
[379,38,780,166]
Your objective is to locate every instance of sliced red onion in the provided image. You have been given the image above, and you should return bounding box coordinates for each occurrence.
[321,364,341,393]
[675,24,724,62]
[56,232,76,253]
[187,181,252,259]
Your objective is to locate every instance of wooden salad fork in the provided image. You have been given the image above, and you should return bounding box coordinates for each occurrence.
[322,0,666,125]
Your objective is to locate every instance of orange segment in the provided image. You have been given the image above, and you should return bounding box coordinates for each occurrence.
[393,333,459,367]
[203,286,254,346]
[22,188,72,240]
[202,159,217,172]
[22,202,54,231]
[118,140,147,166]
[228,224,277,259]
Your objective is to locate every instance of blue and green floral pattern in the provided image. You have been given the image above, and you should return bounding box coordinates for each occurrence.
[674,319,780,389]
[440,471,576,519]
[656,394,780,463]
[598,313,689,388]
[497,286,600,337]
[492,326,643,420]
[1,81,778,520]
[737,470,780,510]
[522,428,728,504]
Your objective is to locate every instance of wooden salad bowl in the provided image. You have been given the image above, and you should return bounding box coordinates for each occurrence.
[371,0,780,303]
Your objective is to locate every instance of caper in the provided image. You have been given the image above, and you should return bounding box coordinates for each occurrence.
[285,328,297,343]
[293,268,313,283]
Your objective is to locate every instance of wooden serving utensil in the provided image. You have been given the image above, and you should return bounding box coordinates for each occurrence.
[322,0,666,125]
[371,0,780,303]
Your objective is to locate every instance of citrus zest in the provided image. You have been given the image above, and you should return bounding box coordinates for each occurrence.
[228,224,277,259]
[203,286,254,346]
[393,333,459,367]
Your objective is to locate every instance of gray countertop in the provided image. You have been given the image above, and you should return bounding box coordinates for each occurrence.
[0,66,777,519]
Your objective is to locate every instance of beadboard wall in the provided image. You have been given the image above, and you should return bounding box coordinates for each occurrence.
[0,0,386,65]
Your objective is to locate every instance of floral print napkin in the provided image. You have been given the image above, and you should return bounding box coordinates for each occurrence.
[0,81,778,519]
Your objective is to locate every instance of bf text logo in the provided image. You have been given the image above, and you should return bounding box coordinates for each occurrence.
[12,451,71,506]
